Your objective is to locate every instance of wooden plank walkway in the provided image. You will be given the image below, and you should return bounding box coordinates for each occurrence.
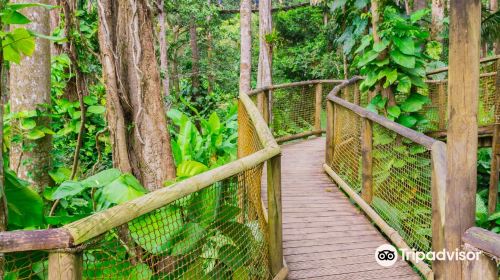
[265,137,421,280]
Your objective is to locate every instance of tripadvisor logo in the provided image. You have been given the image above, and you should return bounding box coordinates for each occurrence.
[375,244,398,267]
[375,244,482,267]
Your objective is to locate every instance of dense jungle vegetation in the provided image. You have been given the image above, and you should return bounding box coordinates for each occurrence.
[0,0,499,278]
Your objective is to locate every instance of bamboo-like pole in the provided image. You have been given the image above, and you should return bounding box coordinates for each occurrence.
[267,155,283,276]
[488,59,500,214]
[48,251,82,280]
[361,118,373,203]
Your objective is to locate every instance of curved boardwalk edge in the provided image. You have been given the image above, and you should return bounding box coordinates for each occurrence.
[265,137,421,280]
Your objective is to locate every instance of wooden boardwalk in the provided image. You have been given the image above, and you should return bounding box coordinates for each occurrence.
[267,137,421,280]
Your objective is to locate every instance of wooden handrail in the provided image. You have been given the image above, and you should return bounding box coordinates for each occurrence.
[327,94,438,149]
[0,92,280,251]
[247,79,344,96]
[426,55,500,76]
[463,227,500,258]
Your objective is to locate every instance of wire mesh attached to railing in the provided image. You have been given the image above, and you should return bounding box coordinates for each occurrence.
[2,251,49,279]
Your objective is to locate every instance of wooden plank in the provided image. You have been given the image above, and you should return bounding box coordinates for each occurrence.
[268,155,283,275]
[0,229,73,253]
[48,252,82,280]
[361,118,373,203]
[444,0,481,278]
[462,227,500,257]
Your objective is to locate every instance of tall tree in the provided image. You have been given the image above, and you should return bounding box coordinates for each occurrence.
[257,0,272,88]
[413,0,427,11]
[97,0,176,191]
[10,0,52,192]
[492,0,499,54]
[158,0,170,98]
[431,0,445,42]
[189,19,201,100]
[239,0,252,94]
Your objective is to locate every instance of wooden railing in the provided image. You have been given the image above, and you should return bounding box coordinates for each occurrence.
[0,93,287,279]
[325,77,500,279]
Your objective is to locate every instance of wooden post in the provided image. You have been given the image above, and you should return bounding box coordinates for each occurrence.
[314,83,323,136]
[437,82,447,130]
[463,253,498,280]
[443,0,481,278]
[325,100,335,164]
[488,59,500,214]
[48,251,82,280]
[257,90,269,124]
[361,118,373,203]
[353,84,360,106]
[267,155,283,276]
[431,141,447,277]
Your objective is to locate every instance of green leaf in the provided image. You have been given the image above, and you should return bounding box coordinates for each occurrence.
[48,167,72,184]
[2,11,31,25]
[396,76,412,93]
[355,35,371,53]
[400,94,430,112]
[5,169,44,227]
[208,112,221,132]
[87,105,105,114]
[20,118,36,130]
[219,244,247,270]
[397,115,418,128]
[83,95,98,106]
[129,263,153,280]
[390,49,415,68]
[82,168,122,188]
[410,9,429,23]
[171,222,206,256]
[8,3,58,10]
[26,129,45,140]
[129,207,183,254]
[393,37,415,55]
[51,181,86,200]
[387,106,401,118]
[4,28,36,61]
[101,174,147,204]
[357,50,379,68]
[373,39,389,52]
[177,160,208,178]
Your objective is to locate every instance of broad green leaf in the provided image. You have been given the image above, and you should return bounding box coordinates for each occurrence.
[101,174,146,204]
[171,222,206,256]
[177,160,208,178]
[5,169,43,227]
[410,9,429,23]
[357,50,379,68]
[2,11,31,25]
[393,37,415,55]
[51,181,86,200]
[397,115,418,128]
[26,129,45,140]
[87,105,105,114]
[82,168,122,188]
[396,76,412,93]
[129,207,183,254]
[400,94,430,112]
[373,39,389,52]
[387,106,401,118]
[83,95,98,105]
[129,263,153,280]
[20,118,36,130]
[208,112,221,132]
[233,267,250,280]
[355,35,371,53]
[8,3,58,10]
[390,49,415,68]
[49,167,72,184]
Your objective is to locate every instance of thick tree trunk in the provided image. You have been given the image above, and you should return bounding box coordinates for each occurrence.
[257,0,272,88]
[492,0,499,54]
[97,0,176,191]
[158,0,170,98]
[189,20,201,100]
[370,0,380,43]
[10,0,52,192]
[239,0,252,94]
[413,0,427,11]
[431,0,445,42]
[207,0,214,94]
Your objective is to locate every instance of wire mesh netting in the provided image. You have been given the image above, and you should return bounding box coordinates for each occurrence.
[1,251,49,279]
[423,60,499,132]
[327,101,433,259]
[0,100,271,280]
[270,85,317,138]
[81,169,270,280]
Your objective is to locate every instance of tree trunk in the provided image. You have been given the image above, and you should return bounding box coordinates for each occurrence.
[189,20,201,101]
[158,0,170,98]
[492,0,499,54]
[207,0,214,94]
[370,0,381,43]
[239,0,252,94]
[431,0,445,42]
[97,0,176,191]
[10,0,52,192]
[171,27,181,94]
[257,0,272,88]
[413,0,427,11]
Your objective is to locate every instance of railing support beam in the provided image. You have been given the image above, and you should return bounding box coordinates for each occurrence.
[325,100,335,164]
[361,118,373,203]
[267,154,283,276]
[314,83,323,136]
[48,251,82,280]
